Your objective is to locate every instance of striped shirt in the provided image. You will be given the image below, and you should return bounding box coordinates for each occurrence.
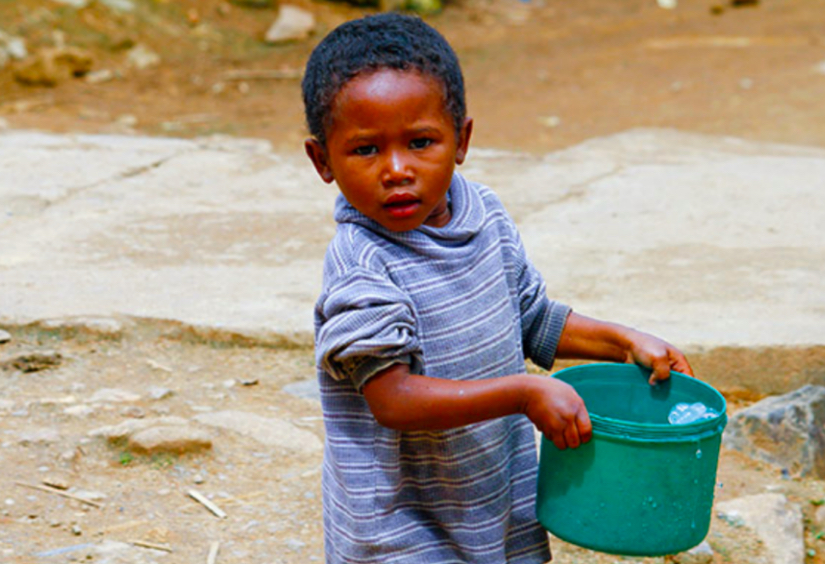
[314,173,571,563]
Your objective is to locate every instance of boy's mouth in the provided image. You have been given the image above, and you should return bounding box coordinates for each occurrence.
[384,193,421,219]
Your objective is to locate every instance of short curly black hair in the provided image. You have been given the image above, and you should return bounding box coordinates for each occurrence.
[301,13,466,147]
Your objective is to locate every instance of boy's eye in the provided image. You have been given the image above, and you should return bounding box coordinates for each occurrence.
[353,145,378,156]
[410,138,433,150]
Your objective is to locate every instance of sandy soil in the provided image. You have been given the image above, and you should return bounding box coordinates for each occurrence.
[2,1,825,562]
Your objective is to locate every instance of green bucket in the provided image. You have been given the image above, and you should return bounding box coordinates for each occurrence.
[536,363,727,556]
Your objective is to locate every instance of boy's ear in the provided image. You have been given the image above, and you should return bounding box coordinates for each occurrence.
[305,138,335,184]
[454,117,473,165]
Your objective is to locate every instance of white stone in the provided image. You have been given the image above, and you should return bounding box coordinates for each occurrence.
[264,5,316,44]
[88,388,141,403]
[127,44,160,69]
[716,493,804,564]
[89,416,190,440]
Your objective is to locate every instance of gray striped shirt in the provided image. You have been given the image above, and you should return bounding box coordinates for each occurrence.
[315,173,570,563]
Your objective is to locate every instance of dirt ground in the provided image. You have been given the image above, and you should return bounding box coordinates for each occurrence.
[2,0,825,562]
[1,324,825,563]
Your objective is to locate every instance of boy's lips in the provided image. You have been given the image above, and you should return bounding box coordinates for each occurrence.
[384,193,421,219]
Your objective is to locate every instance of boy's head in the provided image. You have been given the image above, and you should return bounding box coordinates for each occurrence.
[301,13,466,147]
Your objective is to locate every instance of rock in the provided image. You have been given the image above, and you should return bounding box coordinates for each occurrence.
[17,427,62,445]
[13,46,94,87]
[88,388,141,403]
[264,5,316,44]
[40,316,128,338]
[281,378,320,402]
[716,493,804,564]
[50,0,91,7]
[0,399,15,412]
[147,386,174,400]
[0,31,28,61]
[1,350,62,372]
[667,540,714,564]
[128,425,212,455]
[126,44,160,70]
[89,416,190,441]
[194,410,322,454]
[0,329,10,344]
[722,385,825,478]
[99,0,135,11]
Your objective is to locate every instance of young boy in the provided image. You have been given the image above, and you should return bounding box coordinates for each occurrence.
[302,13,693,564]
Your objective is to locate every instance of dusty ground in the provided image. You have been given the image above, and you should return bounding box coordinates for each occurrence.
[1,325,825,563]
[2,0,825,562]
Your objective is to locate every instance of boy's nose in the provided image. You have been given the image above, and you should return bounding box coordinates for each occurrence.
[381,150,413,187]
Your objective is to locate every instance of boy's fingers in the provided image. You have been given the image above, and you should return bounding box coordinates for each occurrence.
[550,431,567,451]
[576,410,593,444]
[563,422,581,449]
[648,358,672,385]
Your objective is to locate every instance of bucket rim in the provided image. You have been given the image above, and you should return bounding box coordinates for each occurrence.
[553,363,728,439]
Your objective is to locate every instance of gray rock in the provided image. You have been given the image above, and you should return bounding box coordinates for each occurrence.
[89,416,190,441]
[17,427,62,445]
[148,386,174,400]
[264,5,316,44]
[126,45,160,69]
[722,385,825,477]
[281,378,320,402]
[1,350,62,372]
[668,540,714,564]
[88,388,141,403]
[128,425,212,455]
[99,0,135,11]
[194,410,322,454]
[38,316,126,338]
[716,493,804,564]
[0,31,27,61]
[0,329,10,344]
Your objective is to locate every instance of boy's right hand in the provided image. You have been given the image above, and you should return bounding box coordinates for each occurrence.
[521,376,592,450]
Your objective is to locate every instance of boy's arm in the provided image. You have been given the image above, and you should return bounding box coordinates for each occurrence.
[555,311,694,383]
[363,363,592,450]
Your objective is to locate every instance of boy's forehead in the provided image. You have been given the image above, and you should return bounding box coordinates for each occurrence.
[331,68,448,115]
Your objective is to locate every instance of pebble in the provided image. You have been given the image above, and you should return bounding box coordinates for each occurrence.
[127,44,160,70]
[264,5,316,44]
[88,388,140,403]
[2,350,62,373]
[127,425,213,455]
[148,386,174,400]
[0,329,11,344]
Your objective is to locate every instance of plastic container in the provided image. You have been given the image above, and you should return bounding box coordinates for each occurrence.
[536,363,727,556]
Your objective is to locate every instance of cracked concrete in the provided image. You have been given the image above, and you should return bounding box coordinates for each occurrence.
[1,127,824,351]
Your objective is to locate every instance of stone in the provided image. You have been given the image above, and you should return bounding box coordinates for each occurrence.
[264,5,316,44]
[147,386,174,400]
[194,410,322,454]
[0,329,10,344]
[126,44,160,70]
[38,316,125,338]
[89,416,190,441]
[50,0,91,7]
[99,0,135,11]
[17,427,62,445]
[13,46,93,87]
[722,385,825,478]
[717,494,804,564]
[0,31,28,61]
[88,388,141,403]
[128,425,212,455]
[0,399,15,411]
[1,350,62,372]
[667,540,714,564]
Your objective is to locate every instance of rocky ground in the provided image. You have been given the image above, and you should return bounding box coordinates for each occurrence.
[1,322,825,564]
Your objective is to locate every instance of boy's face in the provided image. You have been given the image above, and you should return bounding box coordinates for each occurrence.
[305,69,472,232]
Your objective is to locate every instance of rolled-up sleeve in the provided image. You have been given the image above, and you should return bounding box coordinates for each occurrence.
[315,267,420,392]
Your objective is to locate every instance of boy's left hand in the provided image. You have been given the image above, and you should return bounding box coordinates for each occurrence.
[625,329,694,385]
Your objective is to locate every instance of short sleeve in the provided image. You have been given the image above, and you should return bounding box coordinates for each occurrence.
[315,267,420,392]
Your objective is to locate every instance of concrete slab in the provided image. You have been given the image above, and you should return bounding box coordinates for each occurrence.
[1,128,823,348]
